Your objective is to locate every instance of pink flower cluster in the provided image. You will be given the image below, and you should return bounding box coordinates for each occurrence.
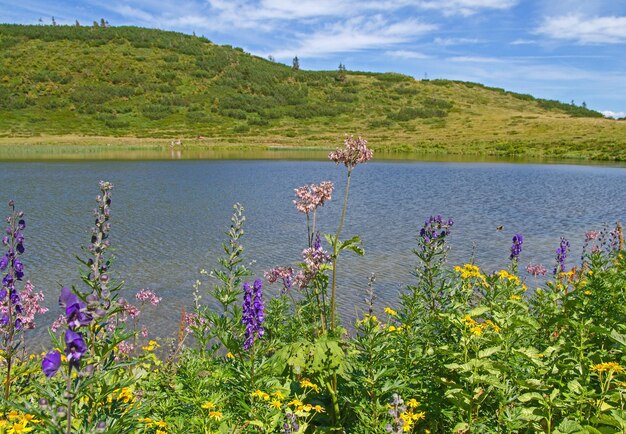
[526,263,547,276]
[1,280,48,330]
[121,301,140,320]
[293,181,333,214]
[585,230,600,242]
[135,289,161,306]
[328,135,373,169]
[183,312,208,333]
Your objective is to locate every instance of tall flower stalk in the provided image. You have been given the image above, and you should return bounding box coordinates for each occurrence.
[328,135,373,332]
[0,200,27,400]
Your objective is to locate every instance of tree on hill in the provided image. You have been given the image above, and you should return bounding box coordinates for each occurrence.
[292,56,300,71]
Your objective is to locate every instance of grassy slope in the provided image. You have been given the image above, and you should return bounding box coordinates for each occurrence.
[1,24,625,160]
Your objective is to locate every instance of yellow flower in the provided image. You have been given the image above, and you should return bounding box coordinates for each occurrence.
[138,417,154,425]
[455,264,487,282]
[510,295,522,300]
[209,411,223,421]
[6,421,34,434]
[142,340,160,352]
[387,325,398,332]
[313,405,325,412]
[226,352,234,359]
[270,399,282,409]
[384,307,398,316]
[19,415,39,425]
[272,390,285,400]
[117,387,135,404]
[301,404,313,412]
[406,398,420,408]
[201,401,215,410]
[287,399,303,407]
[496,270,520,285]
[154,420,167,428]
[156,431,167,434]
[592,362,626,374]
[7,411,20,420]
[300,379,320,393]
[484,319,501,333]
[251,390,270,400]
[584,290,592,295]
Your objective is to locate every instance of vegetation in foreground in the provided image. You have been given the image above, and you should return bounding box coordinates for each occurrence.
[1,24,626,160]
[2,136,626,433]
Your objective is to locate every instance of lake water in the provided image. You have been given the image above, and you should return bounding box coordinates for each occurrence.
[1,158,625,349]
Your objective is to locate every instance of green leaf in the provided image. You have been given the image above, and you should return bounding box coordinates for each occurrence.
[518,392,543,403]
[478,346,501,359]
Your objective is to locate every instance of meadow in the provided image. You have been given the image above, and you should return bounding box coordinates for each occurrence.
[1,136,625,433]
[2,24,626,161]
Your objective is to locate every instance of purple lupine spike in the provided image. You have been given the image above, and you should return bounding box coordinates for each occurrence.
[510,234,524,261]
[554,237,570,275]
[242,278,265,350]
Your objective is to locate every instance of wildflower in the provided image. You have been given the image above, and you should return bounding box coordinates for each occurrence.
[135,288,161,306]
[287,399,303,407]
[252,390,270,400]
[511,294,522,301]
[300,379,320,393]
[264,266,294,292]
[585,230,600,242]
[283,413,300,434]
[270,399,282,409]
[208,411,222,421]
[406,399,420,408]
[41,350,62,378]
[526,263,547,276]
[328,135,373,169]
[226,352,234,359]
[384,307,398,316]
[5,421,33,434]
[496,270,520,285]
[156,431,166,434]
[64,329,87,367]
[510,234,523,261]
[293,181,334,214]
[142,340,160,352]
[272,390,285,400]
[592,362,626,374]
[554,237,570,274]
[419,215,454,247]
[201,401,215,410]
[242,279,264,350]
[455,264,487,283]
[313,405,325,412]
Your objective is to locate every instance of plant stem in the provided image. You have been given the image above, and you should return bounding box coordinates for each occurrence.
[330,169,351,332]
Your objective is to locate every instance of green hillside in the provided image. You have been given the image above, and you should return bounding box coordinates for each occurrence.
[1,24,626,160]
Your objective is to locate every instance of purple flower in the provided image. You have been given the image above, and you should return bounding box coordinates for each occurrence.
[242,278,265,350]
[65,329,87,366]
[554,237,570,275]
[0,255,7,270]
[419,215,454,247]
[510,234,523,261]
[42,350,62,378]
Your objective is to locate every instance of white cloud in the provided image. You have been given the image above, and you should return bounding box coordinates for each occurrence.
[386,50,430,59]
[448,56,504,63]
[273,16,436,58]
[433,37,481,45]
[602,110,626,119]
[510,38,537,45]
[536,15,626,44]
[415,0,518,16]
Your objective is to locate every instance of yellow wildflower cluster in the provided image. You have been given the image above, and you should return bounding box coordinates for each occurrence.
[510,294,522,301]
[300,379,320,393]
[462,316,500,336]
[387,324,406,333]
[495,270,520,285]
[138,417,167,431]
[200,402,223,420]
[0,411,41,434]
[400,410,426,432]
[107,387,136,405]
[142,340,160,352]
[251,389,271,400]
[356,314,380,326]
[592,362,626,374]
[384,307,398,316]
[454,264,486,283]
[287,399,325,413]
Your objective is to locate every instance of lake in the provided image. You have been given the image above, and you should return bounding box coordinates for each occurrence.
[1,157,625,348]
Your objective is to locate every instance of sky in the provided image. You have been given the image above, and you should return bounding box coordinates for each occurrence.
[2,0,626,117]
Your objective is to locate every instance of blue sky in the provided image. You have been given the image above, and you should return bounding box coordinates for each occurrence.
[2,0,626,116]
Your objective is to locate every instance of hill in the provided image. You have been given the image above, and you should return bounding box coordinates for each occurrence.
[1,24,625,160]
